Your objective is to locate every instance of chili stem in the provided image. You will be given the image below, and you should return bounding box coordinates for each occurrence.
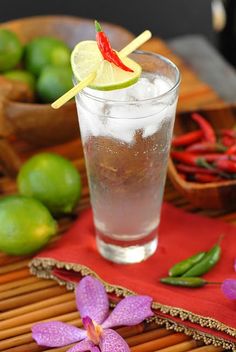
[94,20,102,32]
[197,159,231,179]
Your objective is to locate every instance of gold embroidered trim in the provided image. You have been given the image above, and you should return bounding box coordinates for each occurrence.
[30,257,236,350]
[149,316,236,352]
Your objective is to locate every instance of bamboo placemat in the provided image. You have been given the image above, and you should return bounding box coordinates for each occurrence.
[0,38,233,352]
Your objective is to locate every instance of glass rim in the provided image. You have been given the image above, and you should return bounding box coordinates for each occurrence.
[78,50,181,104]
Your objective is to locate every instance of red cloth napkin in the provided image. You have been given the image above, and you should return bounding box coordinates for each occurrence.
[31,203,236,349]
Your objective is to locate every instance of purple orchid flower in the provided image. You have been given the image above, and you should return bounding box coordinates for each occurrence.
[221,259,236,300]
[222,279,236,300]
[32,276,153,352]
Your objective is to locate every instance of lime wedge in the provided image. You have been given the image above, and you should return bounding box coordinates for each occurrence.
[71,40,141,91]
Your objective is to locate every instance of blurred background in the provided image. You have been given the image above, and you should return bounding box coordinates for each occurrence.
[1,0,234,64]
[0,0,215,41]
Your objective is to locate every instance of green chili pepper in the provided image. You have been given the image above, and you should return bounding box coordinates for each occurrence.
[169,251,206,277]
[182,243,221,277]
[160,277,207,288]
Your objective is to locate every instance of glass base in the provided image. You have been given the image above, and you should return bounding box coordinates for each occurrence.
[96,233,158,264]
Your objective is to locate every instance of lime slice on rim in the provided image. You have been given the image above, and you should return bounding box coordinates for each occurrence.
[71,40,142,91]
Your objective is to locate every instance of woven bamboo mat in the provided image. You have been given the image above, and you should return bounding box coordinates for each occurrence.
[0,38,233,352]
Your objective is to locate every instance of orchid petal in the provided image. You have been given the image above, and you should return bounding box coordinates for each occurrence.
[99,329,130,352]
[67,339,96,352]
[32,321,86,347]
[222,279,236,300]
[91,347,100,352]
[76,276,109,324]
[102,296,153,329]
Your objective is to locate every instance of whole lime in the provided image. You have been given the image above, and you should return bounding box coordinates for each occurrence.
[36,66,73,103]
[4,69,35,90]
[17,153,81,214]
[0,29,23,71]
[24,36,71,76]
[0,195,57,255]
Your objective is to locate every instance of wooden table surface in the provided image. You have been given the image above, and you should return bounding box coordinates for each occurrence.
[0,38,234,352]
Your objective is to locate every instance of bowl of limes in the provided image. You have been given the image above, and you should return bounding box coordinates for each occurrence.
[0,16,133,147]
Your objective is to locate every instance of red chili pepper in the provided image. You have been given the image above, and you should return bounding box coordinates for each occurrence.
[227,144,236,155]
[221,135,235,147]
[171,151,216,166]
[172,130,203,147]
[214,159,236,173]
[221,129,236,138]
[186,142,226,153]
[95,20,133,72]
[172,151,231,179]
[228,155,236,162]
[171,151,198,166]
[210,154,236,162]
[195,153,228,162]
[191,113,216,143]
[193,173,222,183]
[176,164,218,175]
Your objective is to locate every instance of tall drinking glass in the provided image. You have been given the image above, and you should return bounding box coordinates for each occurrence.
[75,51,180,264]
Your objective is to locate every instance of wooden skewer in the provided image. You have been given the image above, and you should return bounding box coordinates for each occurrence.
[0,300,77,330]
[0,279,57,300]
[43,345,76,352]
[0,259,29,274]
[116,324,145,338]
[158,340,202,352]
[51,72,96,109]
[0,333,35,350]
[0,276,38,293]
[190,346,224,352]
[0,286,67,311]
[0,291,74,320]
[127,328,172,347]
[0,254,29,266]
[1,318,86,350]
[0,268,30,284]
[4,342,44,352]
[119,30,151,57]
[130,333,190,352]
[0,313,81,340]
[116,321,159,338]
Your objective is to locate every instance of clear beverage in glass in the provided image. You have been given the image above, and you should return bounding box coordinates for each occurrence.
[75,51,180,264]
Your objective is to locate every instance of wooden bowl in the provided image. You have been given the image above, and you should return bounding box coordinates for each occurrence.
[0,15,134,146]
[168,105,236,210]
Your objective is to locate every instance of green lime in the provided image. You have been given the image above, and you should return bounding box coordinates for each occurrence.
[17,153,82,214]
[71,40,142,90]
[0,29,23,72]
[4,69,35,90]
[0,195,57,255]
[36,66,73,103]
[24,36,71,76]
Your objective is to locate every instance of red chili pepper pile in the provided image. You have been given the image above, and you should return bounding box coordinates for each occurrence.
[171,113,236,183]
